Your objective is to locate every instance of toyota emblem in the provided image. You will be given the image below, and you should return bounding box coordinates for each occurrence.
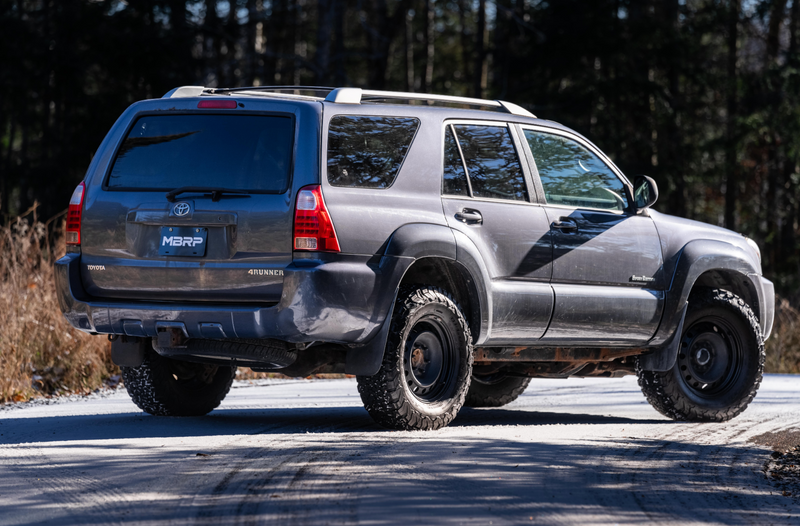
[173,202,191,216]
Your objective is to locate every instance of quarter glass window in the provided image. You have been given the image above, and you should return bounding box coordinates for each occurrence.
[327,115,419,188]
[524,130,629,211]
[442,126,469,196]
[453,125,528,201]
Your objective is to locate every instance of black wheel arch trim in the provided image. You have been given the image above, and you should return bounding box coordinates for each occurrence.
[640,239,773,371]
[345,223,492,375]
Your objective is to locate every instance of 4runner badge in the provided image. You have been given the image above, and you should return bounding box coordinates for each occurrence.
[248,269,284,276]
[630,275,656,283]
[173,202,190,216]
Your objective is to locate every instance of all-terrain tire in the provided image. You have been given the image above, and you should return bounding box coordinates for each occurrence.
[357,286,473,431]
[121,346,236,416]
[464,375,531,408]
[637,288,764,422]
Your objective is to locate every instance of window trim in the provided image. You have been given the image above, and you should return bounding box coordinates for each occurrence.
[102,110,297,195]
[440,119,535,204]
[325,114,421,190]
[519,124,633,214]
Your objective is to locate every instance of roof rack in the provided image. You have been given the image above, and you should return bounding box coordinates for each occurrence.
[163,85,536,118]
[324,88,536,118]
[208,86,337,97]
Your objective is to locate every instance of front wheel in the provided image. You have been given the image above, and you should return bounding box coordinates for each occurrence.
[357,286,473,431]
[637,288,764,422]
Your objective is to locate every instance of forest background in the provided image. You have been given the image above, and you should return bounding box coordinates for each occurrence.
[2,0,800,401]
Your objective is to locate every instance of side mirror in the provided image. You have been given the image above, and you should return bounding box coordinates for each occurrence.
[634,175,658,211]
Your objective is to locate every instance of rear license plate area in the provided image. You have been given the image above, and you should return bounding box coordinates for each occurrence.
[159,226,208,256]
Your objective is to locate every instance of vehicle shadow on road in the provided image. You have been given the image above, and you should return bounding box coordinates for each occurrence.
[1,405,672,446]
[453,407,669,427]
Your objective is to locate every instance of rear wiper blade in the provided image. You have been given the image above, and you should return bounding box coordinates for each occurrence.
[166,187,251,203]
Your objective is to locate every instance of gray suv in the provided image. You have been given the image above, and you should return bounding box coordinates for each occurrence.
[55,86,775,430]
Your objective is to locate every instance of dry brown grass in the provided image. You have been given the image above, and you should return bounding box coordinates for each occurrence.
[766,297,800,374]
[0,207,117,403]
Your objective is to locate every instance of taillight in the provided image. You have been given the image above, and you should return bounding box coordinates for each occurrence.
[65,182,85,245]
[293,185,341,252]
[197,100,238,109]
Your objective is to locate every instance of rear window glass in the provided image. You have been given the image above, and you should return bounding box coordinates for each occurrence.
[327,115,419,188]
[107,114,293,192]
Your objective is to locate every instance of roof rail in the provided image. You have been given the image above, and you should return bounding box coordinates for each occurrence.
[163,85,334,98]
[162,85,537,118]
[324,88,536,118]
[208,86,336,95]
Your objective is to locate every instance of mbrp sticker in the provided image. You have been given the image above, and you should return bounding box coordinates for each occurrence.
[162,236,204,247]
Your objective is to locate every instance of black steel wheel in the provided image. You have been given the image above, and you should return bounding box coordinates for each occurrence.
[121,344,236,416]
[464,374,531,408]
[357,286,473,431]
[638,288,764,422]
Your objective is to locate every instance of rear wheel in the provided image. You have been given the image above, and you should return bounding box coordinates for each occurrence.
[464,374,531,408]
[121,345,235,416]
[357,286,473,431]
[637,288,764,422]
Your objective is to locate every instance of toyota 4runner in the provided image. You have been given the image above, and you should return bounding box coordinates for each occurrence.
[55,86,775,430]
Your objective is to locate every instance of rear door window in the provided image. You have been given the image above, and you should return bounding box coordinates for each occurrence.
[446,124,528,201]
[523,130,629,211]
[107,114,294,192]
[327,115,420,188]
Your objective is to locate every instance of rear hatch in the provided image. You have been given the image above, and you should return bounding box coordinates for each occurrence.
[80,102,317,303]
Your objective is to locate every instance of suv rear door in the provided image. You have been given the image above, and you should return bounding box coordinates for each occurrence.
[79,100,319,303]
[440,121,554,345]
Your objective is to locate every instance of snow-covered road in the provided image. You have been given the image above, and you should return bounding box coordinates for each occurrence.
[0,375,798,525]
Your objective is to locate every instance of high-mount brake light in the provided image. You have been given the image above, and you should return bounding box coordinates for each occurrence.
[197,100,238,109]
[293,185,341,252]
[65,182,85,245]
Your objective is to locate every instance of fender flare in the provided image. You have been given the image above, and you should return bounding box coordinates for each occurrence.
[640,239,759,371]
[345,223,492,375]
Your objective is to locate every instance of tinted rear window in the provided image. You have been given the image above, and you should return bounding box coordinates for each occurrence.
[327,115,419,188]
[107,114,293,192]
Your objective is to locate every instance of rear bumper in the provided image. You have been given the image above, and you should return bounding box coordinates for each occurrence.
[55,252,412,345]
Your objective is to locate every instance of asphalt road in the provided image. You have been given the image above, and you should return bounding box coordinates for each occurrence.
[0,374,798,525]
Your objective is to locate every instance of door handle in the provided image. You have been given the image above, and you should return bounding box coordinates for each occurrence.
[455,208,483,224]
[551,217,578,232]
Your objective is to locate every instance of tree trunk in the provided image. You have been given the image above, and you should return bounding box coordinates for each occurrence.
[457,0,471,90]
[767,0,789,63]
[473,0,487,98]
[422,0,435,93]
[333,0,346,85]
[724,0,740,231]
[405,9,415,91]
[315,0,335,85]
[663,0,686,218]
